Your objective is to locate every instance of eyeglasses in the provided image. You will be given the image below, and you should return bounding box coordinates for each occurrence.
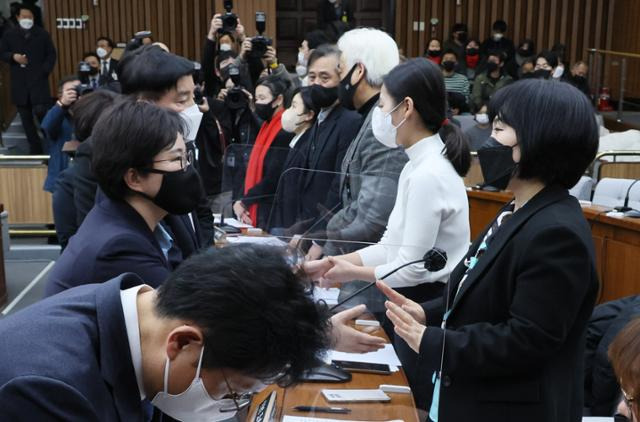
[622,388,635,409]
[150,149,194,172]
[220,371,252,413]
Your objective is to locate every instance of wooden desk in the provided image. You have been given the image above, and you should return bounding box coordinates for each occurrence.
[467,189,640,304]
[247,329,420,421]
[0,204,6,307]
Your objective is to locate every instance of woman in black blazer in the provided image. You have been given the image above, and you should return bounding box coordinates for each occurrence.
[378,79,600,422]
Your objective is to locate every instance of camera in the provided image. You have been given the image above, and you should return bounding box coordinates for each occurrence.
[226,65,248,110]
[125,30,153,52]
[249,12,272,59]
[219,0,238,34]
[74,61,94,96]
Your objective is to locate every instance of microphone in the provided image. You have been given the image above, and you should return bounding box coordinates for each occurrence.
[614,179,640,212]
[327,247,448,312]
[218,193,275,233]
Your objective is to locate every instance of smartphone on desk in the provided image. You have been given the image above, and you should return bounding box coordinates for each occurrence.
[331,360,391,375]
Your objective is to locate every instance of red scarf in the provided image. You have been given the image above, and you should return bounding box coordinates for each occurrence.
[427,55,441,65]
[466,54,480,69]
[243,108,284,224]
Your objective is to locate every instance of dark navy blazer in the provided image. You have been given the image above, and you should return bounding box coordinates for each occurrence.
[0,274,145,421]
[45,193,172,297]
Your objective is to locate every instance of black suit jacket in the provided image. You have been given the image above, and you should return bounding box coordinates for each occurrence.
[0,275,145,421]
[0,25,56,105]
[399,185,598,421]
[300,105,361,223]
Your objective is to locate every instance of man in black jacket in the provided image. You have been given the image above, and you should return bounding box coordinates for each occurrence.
[0,5,56,154]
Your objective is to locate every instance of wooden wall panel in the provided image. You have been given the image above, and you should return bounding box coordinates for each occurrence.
[395,0,613,69]
[608,0,640,100]
[43,0,276,95]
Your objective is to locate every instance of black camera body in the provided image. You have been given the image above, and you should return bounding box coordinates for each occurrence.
[125,30,152,53]
[226,65,248,110]
[219,0,238,33]
[249,12,272,59]
[75,61,94,96]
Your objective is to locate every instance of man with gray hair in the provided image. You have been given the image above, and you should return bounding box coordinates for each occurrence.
[307,28,407,258]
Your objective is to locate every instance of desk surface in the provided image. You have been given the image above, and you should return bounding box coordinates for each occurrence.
[248,328,420,421]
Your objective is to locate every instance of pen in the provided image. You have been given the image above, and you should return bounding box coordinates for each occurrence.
[293,406,351,414]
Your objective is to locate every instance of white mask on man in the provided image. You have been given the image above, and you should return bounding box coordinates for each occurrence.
[151,347,239,422]
[96,47,108,59]
[475,113,489,125]
[19,19,33,30]
[180,103,204,141]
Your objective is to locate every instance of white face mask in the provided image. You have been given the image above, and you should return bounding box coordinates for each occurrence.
[492,32,504,41]
[96,47,108,59]
[297,52,307,65]
[151,346,238,422]
[219,43,232,52]
[281,108,306,133]
[475,113,489,125]
[552,65,564,79]
[180,103,204,141]
[19,19,33,30]
[371,102,406,148]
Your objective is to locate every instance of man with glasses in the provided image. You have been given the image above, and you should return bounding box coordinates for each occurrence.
[1,244,330,421]
[45,99,205,296]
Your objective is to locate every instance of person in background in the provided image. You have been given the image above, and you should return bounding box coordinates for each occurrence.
[381,78,600,421]
[551,43,567,79]
[317,0,355,30]
[564,61,591,99]
[82,52,102,89]
[41,75,80,193]
[534,50,559,80]
[519,57,536,79]
[447,91,470,118]
[609,317,640,422]
[471,50,513,112]
[0,4,56,154]
[0,244,330,422]
[202,12,246,97]
[506,38,536,79]
[425,37,442,65]
[480,19,516,63]
[305,58,471,306]
[465,38,481,81]
[443,23,468,74]
[308,28,407,258]
[233,74,294,229]
[295,29,330,84]
[96,36,119,82]
[441,49,470,104]
[464,103,492,151]
[52,90,119,251]
[45,100,206,296]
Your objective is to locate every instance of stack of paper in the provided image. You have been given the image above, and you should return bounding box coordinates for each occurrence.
[313,287,340,305]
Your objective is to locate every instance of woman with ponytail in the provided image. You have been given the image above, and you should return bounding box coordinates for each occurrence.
[305,58,471,303]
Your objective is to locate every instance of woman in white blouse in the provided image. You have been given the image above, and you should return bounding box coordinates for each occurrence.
[305,58,471,302]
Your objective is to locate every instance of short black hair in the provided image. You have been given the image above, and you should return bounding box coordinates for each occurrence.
[118,44,196,96]
[442,49,458,60]
[487,49,505,63]
[536,50,559,68]
[489,79,598,188]
[17,4,34,16]
[304,29,330,50]
[451,23,468,34]
[447,91,469,114]
[155,244,330,386]
[307,43,341,70]
[256,74,288,101]
[82,51,99,62]
[97,36,115,48]
[70,90,119,142]
[91,99,184,200]
[57,75,80,91]
[384,58,471,176]
[492,19,508,33]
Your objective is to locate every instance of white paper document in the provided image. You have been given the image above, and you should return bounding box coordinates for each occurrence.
[582,418,614,422]
[282,417,403,422]
[226,236,288,247]
[213,215,253,228]
[327,343,401,371]
[313,287,340,305]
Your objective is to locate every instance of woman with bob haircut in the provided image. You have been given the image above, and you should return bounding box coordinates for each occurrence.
[378,78,600,422]
[609,317,640,422]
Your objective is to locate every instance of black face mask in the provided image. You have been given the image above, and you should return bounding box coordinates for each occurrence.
[309,84,338,110]
[520,72,535,79]
[466,48,479,56]
[255,100,277,121]
[89,66,99,76]
[427,49,441,57]
[571,75,588,85]
[442,61,456,72]
[478,137,518,191]
[338,64,362,111]
[533,69,552,80]
[518,48,532,57]
[140,164,205,215]
[486,61,499,73]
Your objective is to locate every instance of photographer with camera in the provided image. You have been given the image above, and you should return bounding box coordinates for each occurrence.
[40,75,80,193]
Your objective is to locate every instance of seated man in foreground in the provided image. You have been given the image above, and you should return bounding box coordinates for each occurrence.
[0,244,330,421]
